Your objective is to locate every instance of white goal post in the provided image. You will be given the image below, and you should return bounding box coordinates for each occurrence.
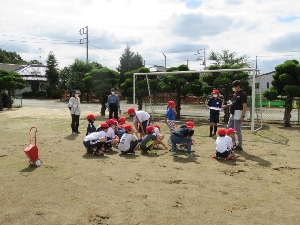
[133,68,262,133]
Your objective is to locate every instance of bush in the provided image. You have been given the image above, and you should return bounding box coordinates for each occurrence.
[22,91,34,97]
[35,91,47,98]
[1,92,13,108]
[51,90,61,99]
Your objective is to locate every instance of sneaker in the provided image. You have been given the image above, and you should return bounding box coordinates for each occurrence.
[147,150,157,154]
[171,151,177,156]
[186,153,195,157]
[212,133,216,136]
[86,148,94,154]
[72,132,76,135]
[209,134,213,137]
[225,155,235,160]
[234,145,243,151]
[93,152,104,156]
[212,154,218,159]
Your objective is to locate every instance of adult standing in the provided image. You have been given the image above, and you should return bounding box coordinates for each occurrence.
[206,89,223,137]
[107,88,120,119]
[127,108,150,141]
[222,80,247,150]
[68,90,81,135]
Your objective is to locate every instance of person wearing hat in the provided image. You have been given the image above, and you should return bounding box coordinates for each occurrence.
[83,122,109,156]
[118,124,139,154]
[211,128,234,160]
[206,89,223,137]
[164,100,177,142]
[222,80,247,151]
[107,88,120,120]
[127,107,150,141]
[140,126,158,154]
[226,128,237,155]
[68,90,81,135]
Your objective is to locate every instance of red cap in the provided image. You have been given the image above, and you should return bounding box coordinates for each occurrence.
[87,114,95,120]
[168,100,175,107]
[100,123,109,129]
[146,126,154,133]
[119,117,126,124]
[127,108,135,114]
[226,128,236,135]
[186,121,194,129]
[154,124,160,129]
[106,119,115,125]
[218,128,226,136]
[212,89,219,94]
[124,124,133,131]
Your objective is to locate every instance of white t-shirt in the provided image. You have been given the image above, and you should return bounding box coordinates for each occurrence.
[154,127,160,137]
[84,131,106,142]
[118,133,138,151]
[106,127,115,139]
[226,135,234,149]
[133,111,150,123]
[215,136,232,153]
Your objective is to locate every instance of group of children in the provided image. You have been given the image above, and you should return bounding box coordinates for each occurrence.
[82,96,237,160]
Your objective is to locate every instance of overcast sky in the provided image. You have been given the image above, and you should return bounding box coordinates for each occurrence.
[1,0,300,74]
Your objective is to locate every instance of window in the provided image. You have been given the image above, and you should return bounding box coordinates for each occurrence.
[267,82,269,89]
[255,83,259,89]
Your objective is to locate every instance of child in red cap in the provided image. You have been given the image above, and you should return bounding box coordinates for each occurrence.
[212,128,234,160]
[118,124,139,154]
[206,89,223,137]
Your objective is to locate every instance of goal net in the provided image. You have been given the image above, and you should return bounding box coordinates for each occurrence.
[133,68,262,133]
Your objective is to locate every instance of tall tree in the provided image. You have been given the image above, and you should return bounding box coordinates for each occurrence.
[83,67,118,115]
[45,51,59,92]
[67,60,103,101]
[0,70,25,110]
[120,67,153,110]
[203,49,252,122]
[117,45,144,83]
[209,49,252,68]
[157,64,202,119]
[263,59,300,127]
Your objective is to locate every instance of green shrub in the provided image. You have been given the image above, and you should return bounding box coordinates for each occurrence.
[51,90,61,99]
[22,91,34,97]
[1,92,13,107]
[35,90,47,98]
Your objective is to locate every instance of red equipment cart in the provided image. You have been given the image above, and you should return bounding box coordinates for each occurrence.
[23,127,42,167]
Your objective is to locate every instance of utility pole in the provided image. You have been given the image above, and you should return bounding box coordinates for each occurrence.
[195,48,206,68]
[79,25,89,63]
[162,52,166,70]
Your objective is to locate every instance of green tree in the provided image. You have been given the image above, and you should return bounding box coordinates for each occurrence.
[157,64,202,119]
[0,70,25,110]
[67,59,102,93]
[83,68,118,115]
[209,49,252,68]
[263,59,300,127]
[0,49,27,64]
[120,67,152,110]
[203,50,252,122]
[117,45,144,83]
[28,59,41,64]
[45,51,59,95]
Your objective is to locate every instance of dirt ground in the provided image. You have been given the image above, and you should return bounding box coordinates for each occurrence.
[0,107,300,225]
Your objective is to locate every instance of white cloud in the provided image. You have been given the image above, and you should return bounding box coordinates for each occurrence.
[1,0,300,73]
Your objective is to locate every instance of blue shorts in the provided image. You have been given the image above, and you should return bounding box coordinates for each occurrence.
[210,113,219,123]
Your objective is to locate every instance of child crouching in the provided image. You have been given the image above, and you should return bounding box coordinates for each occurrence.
[118,124,139,154]
[83,122,109,156]
[212,128,234,160]
[140,126,158,154]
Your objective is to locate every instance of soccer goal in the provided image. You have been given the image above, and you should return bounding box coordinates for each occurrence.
[133,68,263,133]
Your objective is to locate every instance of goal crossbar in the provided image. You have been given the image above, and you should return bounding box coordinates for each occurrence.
[133,68,262,133]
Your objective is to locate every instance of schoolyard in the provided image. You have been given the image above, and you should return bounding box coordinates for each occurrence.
[0,105,300,225]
